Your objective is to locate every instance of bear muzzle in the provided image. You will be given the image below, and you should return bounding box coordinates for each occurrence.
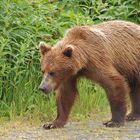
[39,84,52,94]
[39,84,46,93]
[39,78,55,94]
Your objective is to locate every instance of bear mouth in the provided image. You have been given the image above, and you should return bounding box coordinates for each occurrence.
[42,89,52,95]
[41,88,55,96]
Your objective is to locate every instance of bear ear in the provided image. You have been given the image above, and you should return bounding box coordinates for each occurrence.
[39,41,51,55]
[63,45,74,58]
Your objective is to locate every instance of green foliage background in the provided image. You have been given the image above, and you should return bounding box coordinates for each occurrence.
[0,0,139,121]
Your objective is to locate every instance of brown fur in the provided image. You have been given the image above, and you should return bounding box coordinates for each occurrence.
[39,20,140,129]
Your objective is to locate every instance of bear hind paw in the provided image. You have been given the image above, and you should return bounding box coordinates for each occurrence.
[103,120,124,127]
[126,113,140,121]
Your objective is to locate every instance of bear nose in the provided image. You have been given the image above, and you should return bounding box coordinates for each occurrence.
[39,85,46,93]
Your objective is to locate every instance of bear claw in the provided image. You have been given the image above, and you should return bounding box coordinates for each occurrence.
[43,124,56,129]
[43,121,65,130]
[103,120,124,127]
[126,113,140,121]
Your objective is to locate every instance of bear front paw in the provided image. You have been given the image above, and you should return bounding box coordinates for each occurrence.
[43,123,56,129]
[103,120,124,127]
[43,122,64,130]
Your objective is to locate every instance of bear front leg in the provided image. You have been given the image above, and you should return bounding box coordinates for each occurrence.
[101,71,129,127]
[43,77,78,130]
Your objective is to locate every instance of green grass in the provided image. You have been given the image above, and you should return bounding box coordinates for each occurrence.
[0,0,139,122]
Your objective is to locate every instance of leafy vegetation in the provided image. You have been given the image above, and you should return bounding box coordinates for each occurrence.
[0,0,139,121]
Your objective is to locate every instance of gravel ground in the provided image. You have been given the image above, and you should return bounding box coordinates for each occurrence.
[0,117,140,140]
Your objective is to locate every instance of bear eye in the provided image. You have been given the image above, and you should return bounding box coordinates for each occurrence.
[48,72,55,76]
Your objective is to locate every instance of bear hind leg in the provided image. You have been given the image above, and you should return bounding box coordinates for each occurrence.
[126,81,140,121]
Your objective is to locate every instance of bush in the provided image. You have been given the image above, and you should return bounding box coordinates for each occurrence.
[0,0,139,120]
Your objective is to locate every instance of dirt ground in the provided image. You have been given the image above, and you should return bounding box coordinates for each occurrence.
[0,115,140,140]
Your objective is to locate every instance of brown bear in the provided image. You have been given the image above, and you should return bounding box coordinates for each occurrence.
[39,20,140,129]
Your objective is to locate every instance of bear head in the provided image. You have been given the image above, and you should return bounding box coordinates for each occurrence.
[39,40,81,94]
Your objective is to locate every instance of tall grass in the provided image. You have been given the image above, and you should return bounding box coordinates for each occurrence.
[0,0,139,121]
